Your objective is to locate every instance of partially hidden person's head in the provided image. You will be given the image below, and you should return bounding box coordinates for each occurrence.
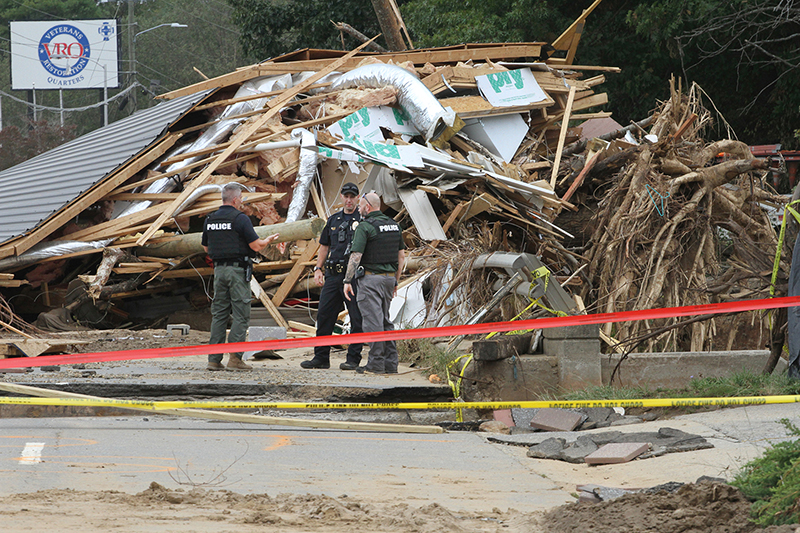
[358,192,381,216]
[221,183,243,207]
[340,182,359,213]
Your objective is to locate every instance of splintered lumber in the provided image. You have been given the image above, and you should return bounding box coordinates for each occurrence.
[0,320,34,339]
[550,0,604,65]
[562,151,600,203]
[135,39,378,246]
[250,278,289,329]
[550,85,577,187]
[272,241,320,306]
[0,383,445,434]
[438,95,553,118]
[156,43,546,101]
[137,218,325,258]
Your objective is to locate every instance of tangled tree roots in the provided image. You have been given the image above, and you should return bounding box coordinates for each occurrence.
[582,79,781,353]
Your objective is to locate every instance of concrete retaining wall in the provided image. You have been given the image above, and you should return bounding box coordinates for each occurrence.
[463,326,786,401]
[601,350,785,389]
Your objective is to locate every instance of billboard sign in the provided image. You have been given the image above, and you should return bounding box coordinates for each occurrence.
[10,20,119,90]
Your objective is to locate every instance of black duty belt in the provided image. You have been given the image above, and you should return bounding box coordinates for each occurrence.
[326,263,345,274]
[215,260,247,267]
[365,270,395,276]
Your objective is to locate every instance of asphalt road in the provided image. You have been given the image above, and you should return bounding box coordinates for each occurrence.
[0,415,572,513]
[2,403,799,514]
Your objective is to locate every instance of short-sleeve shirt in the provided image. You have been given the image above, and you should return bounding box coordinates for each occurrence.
[319,209,360,264]
[201,205,259,253]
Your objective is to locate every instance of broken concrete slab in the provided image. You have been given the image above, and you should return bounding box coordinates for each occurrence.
[526,437,567,459]
[562,435,599,463]
[496,426,712,463]
[576,483,637,503]
[472,332,534,361]
[511,407,538,428]
[576,407,623,430]
[584,442,650,465]
[530,408,586,432]
[493,409,515,427]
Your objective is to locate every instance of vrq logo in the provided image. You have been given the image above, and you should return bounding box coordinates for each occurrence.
[38,24,91,79]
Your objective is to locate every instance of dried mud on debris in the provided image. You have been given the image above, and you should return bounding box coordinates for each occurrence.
[4,481,799,533]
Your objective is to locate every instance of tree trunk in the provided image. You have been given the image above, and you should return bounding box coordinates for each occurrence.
[370,0,407,51]
[137,218,325,258]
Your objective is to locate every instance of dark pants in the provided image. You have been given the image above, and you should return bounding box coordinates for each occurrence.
[313,271,363,364]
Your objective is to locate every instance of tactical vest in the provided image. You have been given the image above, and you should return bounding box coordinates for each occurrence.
[327,210,361,264]
[361,214,402,265]
[204,207,251,261]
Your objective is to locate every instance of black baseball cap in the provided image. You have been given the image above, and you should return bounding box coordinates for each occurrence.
[341,182,359,196]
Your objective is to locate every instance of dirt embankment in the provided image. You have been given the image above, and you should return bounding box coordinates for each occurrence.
[3,481,799,533]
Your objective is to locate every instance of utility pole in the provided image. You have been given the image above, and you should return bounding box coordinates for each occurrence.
[369,0,407,51]
[128,0,136,112]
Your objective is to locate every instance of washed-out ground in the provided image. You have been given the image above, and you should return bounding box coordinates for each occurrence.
[2,328,800,532]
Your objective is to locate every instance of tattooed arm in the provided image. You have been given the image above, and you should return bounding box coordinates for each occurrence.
[343,252,362,301]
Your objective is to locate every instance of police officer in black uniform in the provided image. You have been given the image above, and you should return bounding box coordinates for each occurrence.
[301,182,364,370]
[202,183,279,372]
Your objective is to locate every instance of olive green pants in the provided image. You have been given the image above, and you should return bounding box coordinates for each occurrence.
[208,265,250,363]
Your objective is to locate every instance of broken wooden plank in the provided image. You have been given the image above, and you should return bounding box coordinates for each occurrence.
[561,150,600,203]
[157,43,546,101]
[272,241,320,306]
[250,278,289,329]
[136,39,378,246]
[438,95,553,119]
[550,85,577,187]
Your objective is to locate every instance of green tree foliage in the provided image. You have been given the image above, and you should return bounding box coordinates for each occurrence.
[401,0,800,147]
[226,0,381,60]
[0,119,76,171]
[627,0,800,147]
[402,0,569,47]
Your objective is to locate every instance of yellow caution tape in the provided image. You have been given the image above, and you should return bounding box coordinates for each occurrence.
[446,353,473,422]
[1,395,798,410]
[770,199,800,297]
[485,265,566,340]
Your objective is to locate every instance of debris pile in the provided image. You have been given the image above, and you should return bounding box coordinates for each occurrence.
[0,40,617,337]
[0,39,782,359]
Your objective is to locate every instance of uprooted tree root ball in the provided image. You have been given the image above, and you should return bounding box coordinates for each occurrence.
[564,78,781,354]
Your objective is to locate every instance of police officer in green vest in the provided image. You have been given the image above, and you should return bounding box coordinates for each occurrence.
[202,183,279,371]
[343,192,405,374]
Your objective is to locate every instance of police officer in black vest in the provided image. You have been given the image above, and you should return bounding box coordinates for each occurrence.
[343,192,405,374]
[301,182,364,370]
[202,183,279,372]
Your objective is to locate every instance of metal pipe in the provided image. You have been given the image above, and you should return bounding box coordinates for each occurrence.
[285,128,318,223]
[326,64,458,143]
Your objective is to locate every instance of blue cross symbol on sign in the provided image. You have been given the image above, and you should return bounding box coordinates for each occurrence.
[98,22,115,41]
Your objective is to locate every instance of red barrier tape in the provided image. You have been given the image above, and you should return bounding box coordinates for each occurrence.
[2,295,799,369]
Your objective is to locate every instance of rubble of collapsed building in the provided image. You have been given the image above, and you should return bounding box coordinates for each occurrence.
[0,28,787,386]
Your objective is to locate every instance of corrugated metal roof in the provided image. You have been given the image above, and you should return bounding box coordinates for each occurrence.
[0,91,210,245]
